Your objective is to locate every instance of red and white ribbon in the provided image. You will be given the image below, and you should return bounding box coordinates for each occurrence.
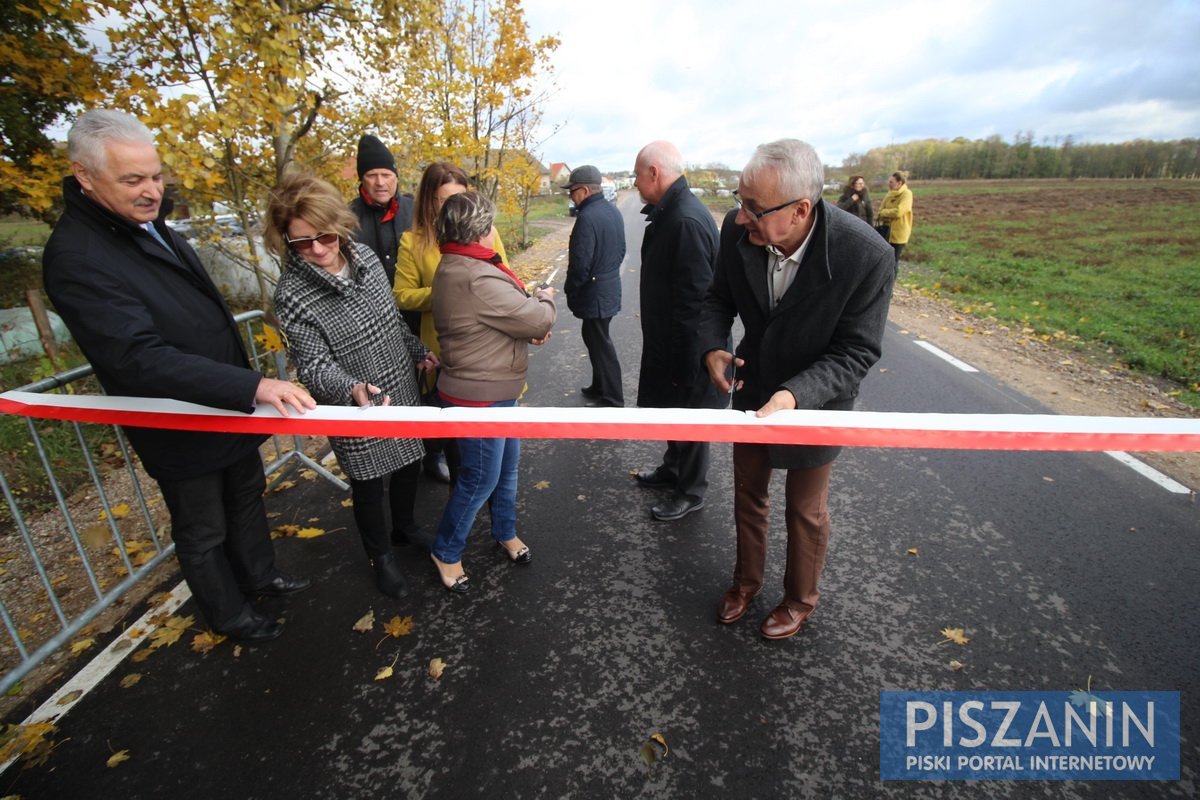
[2,391,1198,452]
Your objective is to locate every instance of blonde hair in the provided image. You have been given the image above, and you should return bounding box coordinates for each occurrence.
[264,170,359,261]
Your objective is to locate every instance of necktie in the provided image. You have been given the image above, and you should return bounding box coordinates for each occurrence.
[143,222,174,254]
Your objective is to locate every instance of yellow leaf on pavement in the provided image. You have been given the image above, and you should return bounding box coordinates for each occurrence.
[374,665,394,681]
[295,527,326,539]
[106,749,131,768]
[939,627,970,645]
[119,674,142,688]
[533,480,550,490]
[383,615,414,638]
[191,631,225,654]
[70,638,95,655]
[352,610,375,633]
[906,547,919,556]
[428,657,446,680]
[56,689,83,706]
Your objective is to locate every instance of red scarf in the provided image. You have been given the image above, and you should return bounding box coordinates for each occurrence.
[360,185,398,223]
[439,241,525,290]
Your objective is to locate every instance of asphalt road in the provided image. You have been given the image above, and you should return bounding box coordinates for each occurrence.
[4,194,1197,799]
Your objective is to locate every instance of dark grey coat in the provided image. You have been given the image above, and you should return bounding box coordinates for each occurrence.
[636,176,721,408]
[565,192,624,319]
[698,201,895,469]
[273,241,427,480]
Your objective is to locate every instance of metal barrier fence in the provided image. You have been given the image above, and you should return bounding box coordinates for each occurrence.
[0,309,344,696]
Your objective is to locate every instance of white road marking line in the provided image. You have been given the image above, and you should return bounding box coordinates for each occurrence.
[909,339,1193,493]
[1104,451,1192,494]
[0,581,192,776]
[914,339,979,372]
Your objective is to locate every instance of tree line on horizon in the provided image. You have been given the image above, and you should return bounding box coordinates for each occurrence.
[841,134,1200,181]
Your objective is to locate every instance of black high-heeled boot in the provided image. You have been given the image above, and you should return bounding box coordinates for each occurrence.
[372,552,408,598]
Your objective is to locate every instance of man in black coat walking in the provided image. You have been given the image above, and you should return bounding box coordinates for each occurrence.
[349,134,417,333]
[42,110,316,642]
[564,165,625,408]
[699,139,894,640]
[631,141,721,521]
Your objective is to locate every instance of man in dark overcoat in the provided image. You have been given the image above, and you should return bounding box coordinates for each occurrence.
[42,109,315,642]
[632,140,722,521]
[699,139,895,640]
[564,165,626,408]
[349,134,417,331]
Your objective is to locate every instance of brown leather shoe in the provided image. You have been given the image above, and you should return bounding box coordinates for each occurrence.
[717,589,755,624]
[759,605,807,640]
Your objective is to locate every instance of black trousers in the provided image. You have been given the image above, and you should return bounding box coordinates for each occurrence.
[157,449,276,629]
[581,316,623,406]
[349,461,421,558]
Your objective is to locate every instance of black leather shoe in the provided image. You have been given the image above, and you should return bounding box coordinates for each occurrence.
[634,468,674,489]
[217,607,283,643]
[255,572,312,597]
[423,452,451,484]
[372,552,408,599]
[585,399,622,408]
[651,495,705,522]
[580,385,601,398]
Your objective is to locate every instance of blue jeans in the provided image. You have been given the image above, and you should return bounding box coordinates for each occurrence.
[431,398,520,563]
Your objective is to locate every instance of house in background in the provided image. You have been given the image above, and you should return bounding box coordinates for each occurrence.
[548,162,571,189]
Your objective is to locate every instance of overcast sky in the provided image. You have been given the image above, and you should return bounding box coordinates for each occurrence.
[522,0,1200,172]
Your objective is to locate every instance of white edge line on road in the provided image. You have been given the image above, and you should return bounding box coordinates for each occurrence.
[1104,451,1192,494]
[0,580,192,776]
[913,339,980,372]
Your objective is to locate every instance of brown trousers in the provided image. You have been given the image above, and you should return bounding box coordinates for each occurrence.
[731,443,833,617]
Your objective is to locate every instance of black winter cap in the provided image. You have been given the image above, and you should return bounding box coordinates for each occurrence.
[356,135,396,179]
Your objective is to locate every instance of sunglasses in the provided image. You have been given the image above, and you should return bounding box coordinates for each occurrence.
[285,231,339,251]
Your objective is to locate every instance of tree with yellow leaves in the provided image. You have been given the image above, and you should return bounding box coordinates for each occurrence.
[0,1,99,221]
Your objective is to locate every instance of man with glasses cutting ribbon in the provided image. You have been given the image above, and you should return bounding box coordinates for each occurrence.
[42,109,316,643]
[699,139,895,640]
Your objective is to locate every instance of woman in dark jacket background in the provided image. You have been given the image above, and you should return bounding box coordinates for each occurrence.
[835,175,873,225]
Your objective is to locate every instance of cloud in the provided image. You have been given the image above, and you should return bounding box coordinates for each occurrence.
[523,0,1200,171]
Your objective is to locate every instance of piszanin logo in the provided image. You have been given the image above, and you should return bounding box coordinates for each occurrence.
[880,691,1179,780]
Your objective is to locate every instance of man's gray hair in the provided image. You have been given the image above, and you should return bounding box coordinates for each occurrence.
[437,190,496,246]
[68,109,155,171]
[744,139,824,204]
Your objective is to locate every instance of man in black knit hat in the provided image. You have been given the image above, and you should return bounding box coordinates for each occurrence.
[348,134,417,332]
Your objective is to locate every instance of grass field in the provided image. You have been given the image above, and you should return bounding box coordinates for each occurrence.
[895,179,1200,408]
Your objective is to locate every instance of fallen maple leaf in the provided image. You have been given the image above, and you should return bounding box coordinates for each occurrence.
[533,480,550,490]
[148,615,194,650]
[939,627,970,646]
[106,749,131,768]
[191,631,225,654]
[383,615,414,638]
[119,674,141,689]
[948,660,966,671]
[352,610,375,633]
[254,324,285,353]
[0,722,57,766]
[56,690,83,706]
[340,498,354,508]
[428,657,446,680]
[906,547,918,556]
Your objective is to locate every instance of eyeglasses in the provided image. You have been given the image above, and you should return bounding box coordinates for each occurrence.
[732,190,802,221]
[285,231,339,251]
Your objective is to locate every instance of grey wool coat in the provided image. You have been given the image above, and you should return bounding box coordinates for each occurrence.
[698,201,895,469]
[273,241,428,480]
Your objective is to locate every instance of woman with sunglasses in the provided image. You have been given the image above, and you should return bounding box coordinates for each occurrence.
[266,170,438,599]
[394,162,509,486]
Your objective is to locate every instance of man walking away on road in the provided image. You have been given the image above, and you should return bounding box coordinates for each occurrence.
[699,139,895,640]
[631,140,722,522]
[43,109,316,643]
[565,165,626,408]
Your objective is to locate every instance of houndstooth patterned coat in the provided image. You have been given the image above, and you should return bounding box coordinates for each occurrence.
[274,241,427,480]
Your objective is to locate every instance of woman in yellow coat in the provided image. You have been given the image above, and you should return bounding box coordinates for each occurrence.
[394,162,508,483]
[875,171,913,265]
